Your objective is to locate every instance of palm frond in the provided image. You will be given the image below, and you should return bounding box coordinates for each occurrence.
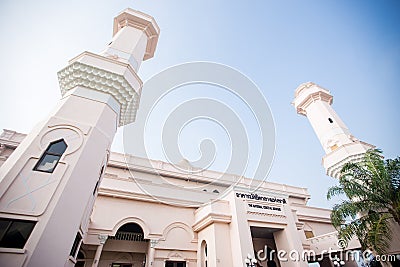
[335,211,393,254]
[327,149,400,254]
[327,185,344,200]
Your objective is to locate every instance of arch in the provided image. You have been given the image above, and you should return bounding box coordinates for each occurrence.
[112,252,133,263]
[167,250,185,260]
[77,250,85,259]
[200,240,208,267]
[74,250,86,267]
[111,217,150,237]
[39,125,84,155]
[117,223,144,234]
[161,222,195,241]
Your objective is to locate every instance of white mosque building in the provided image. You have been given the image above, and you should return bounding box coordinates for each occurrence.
[0,8,398,267]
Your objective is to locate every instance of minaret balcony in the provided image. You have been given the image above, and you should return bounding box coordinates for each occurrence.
[57,52,143,126]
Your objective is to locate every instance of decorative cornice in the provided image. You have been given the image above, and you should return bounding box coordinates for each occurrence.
[325,153,367,179]
[98,187,204,207]
[0,141,18,149]
[98,234,108,244]
[150,239,159,248]
[57,61,139,126]
[297,214,332,224]
[192,213,232,232]
[307,231,338,244]
[113,9,160,61]
[323,141,375,178]
[293,82,333,116]
[106,157,237,188]
[295,82,330,97]
[104,155,311,201]
[296,91,333,115]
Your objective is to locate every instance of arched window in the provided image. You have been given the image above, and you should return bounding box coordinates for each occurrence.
[34,139,67,173]
[201,240,208,267]
[109,223,146,242]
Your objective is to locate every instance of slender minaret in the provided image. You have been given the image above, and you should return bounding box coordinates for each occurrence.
[292,82,374,178]
[0,9,159,267]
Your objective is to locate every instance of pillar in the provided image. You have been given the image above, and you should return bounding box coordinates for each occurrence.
[226,191,254,267]
[146,239,158,267]
[273,205,308,267]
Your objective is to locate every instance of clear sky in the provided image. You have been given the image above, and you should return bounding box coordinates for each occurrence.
[0,0,399,208]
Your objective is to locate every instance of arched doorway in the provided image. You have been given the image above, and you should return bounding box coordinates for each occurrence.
[102,223,148,267]
[109,223,145,242]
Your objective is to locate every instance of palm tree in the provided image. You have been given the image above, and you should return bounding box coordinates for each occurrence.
[327,149,400,255]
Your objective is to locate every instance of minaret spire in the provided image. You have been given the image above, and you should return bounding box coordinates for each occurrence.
[293,82,374,178]
[102,8,159,69]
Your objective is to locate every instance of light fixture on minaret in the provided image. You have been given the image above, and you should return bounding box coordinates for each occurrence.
[292,82,374,179]
[0,9,159,267]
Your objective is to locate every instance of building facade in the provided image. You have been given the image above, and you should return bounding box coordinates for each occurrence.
[0,129,361,267]
[0,7,392,267]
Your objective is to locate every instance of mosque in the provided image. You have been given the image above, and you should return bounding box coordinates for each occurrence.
[0,8,398,267]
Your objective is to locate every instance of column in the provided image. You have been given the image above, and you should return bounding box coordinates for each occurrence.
[146,239,158,267]
[92,234,108,267]
[273,205,308,267]
[228,192,255,266]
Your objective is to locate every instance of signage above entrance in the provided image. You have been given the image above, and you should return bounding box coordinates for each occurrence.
[235,193,287,204]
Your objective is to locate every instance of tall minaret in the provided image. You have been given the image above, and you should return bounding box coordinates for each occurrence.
[0,9,159,267]
[292,82,374,178]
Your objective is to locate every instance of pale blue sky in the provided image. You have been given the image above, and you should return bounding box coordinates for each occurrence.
[0,0,399,208]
